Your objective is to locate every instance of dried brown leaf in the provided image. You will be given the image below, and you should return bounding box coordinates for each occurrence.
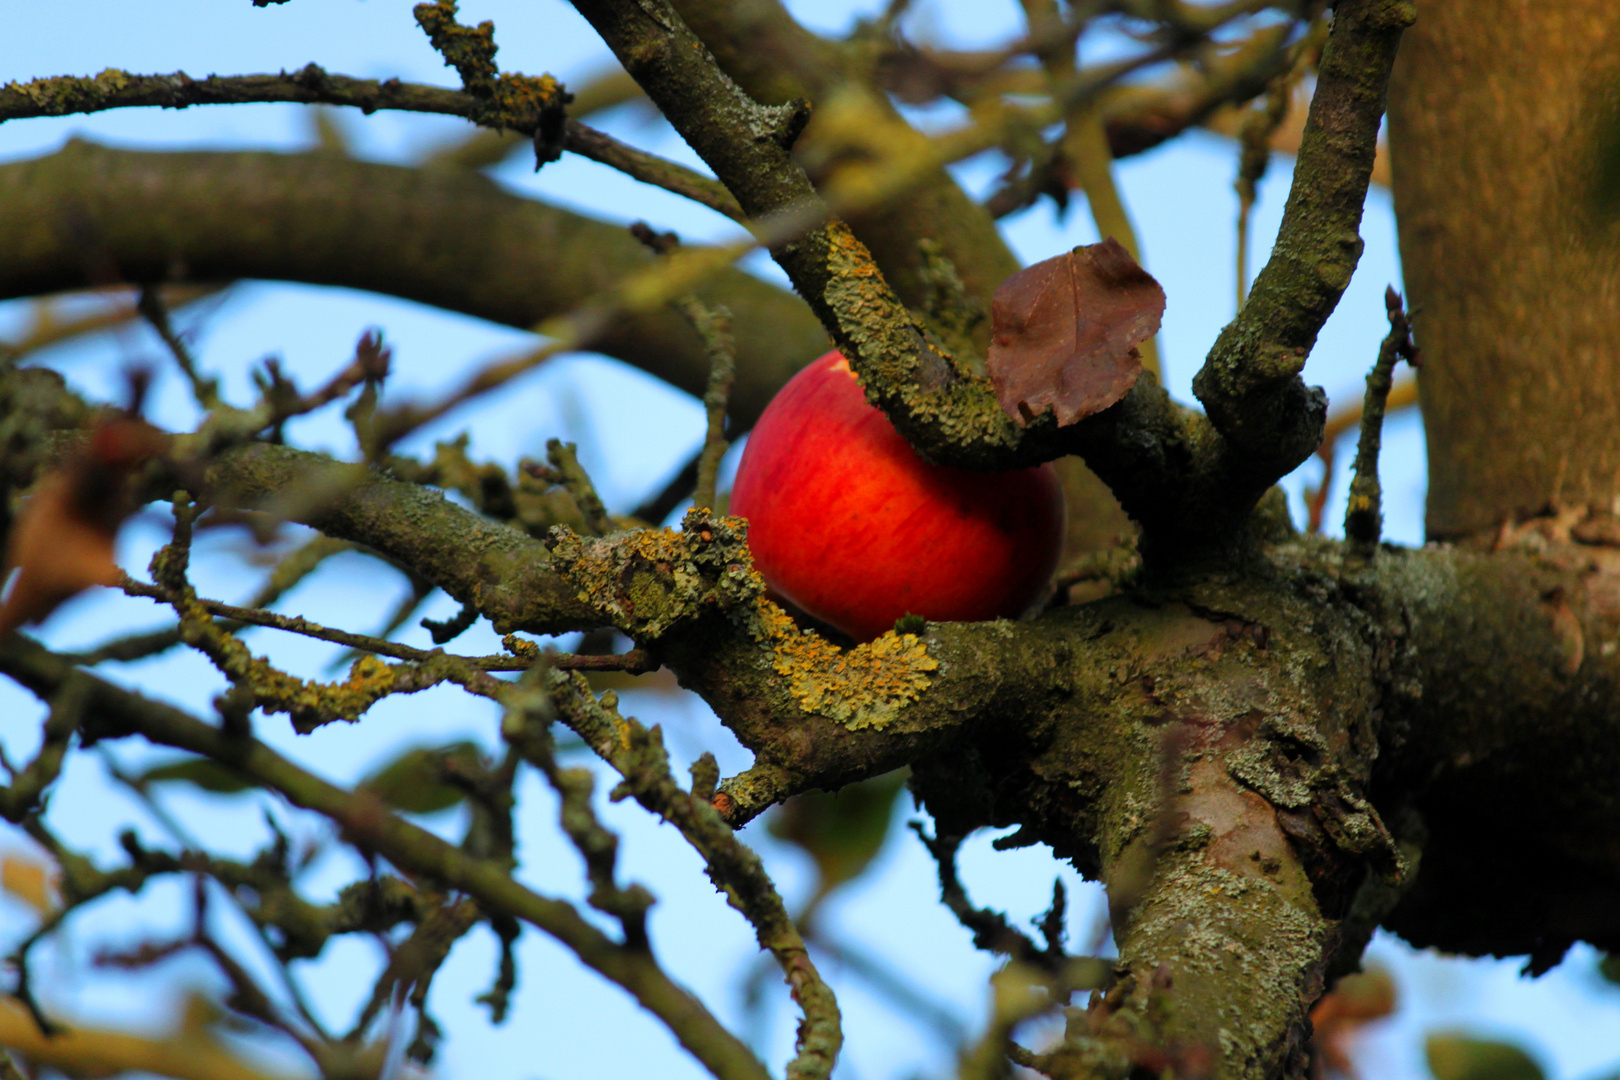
[0,417,167,635]
[986,238,1164,426]
[1,852,57,916]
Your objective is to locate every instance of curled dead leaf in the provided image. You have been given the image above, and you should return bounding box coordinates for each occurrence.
[0,416,167,635]
[1,851,58,916]
[986,238,1164,426]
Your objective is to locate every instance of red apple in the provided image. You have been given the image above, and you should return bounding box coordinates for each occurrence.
[729,350,1066,642]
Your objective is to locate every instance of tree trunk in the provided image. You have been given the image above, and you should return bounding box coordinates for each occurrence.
[1388,0,1620,538]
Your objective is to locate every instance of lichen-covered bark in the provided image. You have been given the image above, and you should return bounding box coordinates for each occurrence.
[1360,539,1620,966]
[567,0,1407,570]
[1388,0,1620,537]
[11,354,1620,1077]
[664,0,1023,326]
[914,565,1389,1076]
[10,4,1620,1073]
[0,142,826,430]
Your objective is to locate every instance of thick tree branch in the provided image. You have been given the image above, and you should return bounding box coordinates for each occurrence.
[0,143,820,429]
[1191,0,1413,483]
[570,0,1038,471]
[4,416,1620,1080]
[3,107,1264,560]
[11,359,1620,977]
[566,0,1339,564]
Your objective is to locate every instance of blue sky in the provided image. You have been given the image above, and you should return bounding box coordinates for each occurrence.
[1,3,1616,1080]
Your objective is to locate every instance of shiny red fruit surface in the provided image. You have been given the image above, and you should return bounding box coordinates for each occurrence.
[729,350,1066,642]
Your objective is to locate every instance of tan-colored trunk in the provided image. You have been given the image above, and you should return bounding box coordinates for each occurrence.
[1388,1,1620,538]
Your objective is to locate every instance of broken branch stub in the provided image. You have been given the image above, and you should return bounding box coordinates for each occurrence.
[986,238,1163,427]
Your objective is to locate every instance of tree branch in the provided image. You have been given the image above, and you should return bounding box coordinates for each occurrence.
[1191,0,1413,484]
[665,0,1022,319]
[508,672,842,1079]
[566,0,1331,565]
[0,998,297,1080]
[0,67,743,217]
[0,635,776,1080]
[13,360,1620,974]
[0,143,822,429]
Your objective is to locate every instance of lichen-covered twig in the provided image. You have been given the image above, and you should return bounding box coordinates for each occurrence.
[542,439,613,537]
[0,67,741,221]
[0,635,776,1080]
[116,574,636,674]
[66,533,351,665]
[514,670,843,1080]
[1192,0,1413,485]
[1343,286,1417,551]
[503,675,654,946]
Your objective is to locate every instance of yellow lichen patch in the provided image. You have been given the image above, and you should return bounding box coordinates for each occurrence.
[10,69,131,109]
[753,598,938,731]
[493,72,566,124]
[247,651,409,730]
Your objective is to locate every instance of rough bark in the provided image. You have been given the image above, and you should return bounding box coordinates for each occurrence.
[1388,0,1620,537]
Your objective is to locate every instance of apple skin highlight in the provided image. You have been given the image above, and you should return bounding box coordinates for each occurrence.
[729,350,1066,642]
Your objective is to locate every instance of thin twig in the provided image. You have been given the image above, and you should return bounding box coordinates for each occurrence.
[0,635,775,1080]
[117,575,652,673]
[543,439,613,536]
[136,285,218,407]
[908,823,1063,971]
[1305,374,1417,534]
[68,533,352,666]
[0,68,740,222]
[674,298,736,514]
[1343,286,1418,552]
[565,121,743,221]
[516,671,843,1080]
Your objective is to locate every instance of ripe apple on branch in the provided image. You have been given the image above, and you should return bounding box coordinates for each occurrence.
[730,239,1163,643]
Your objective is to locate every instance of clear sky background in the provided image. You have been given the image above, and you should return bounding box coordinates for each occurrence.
[2,3,1618,1080]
